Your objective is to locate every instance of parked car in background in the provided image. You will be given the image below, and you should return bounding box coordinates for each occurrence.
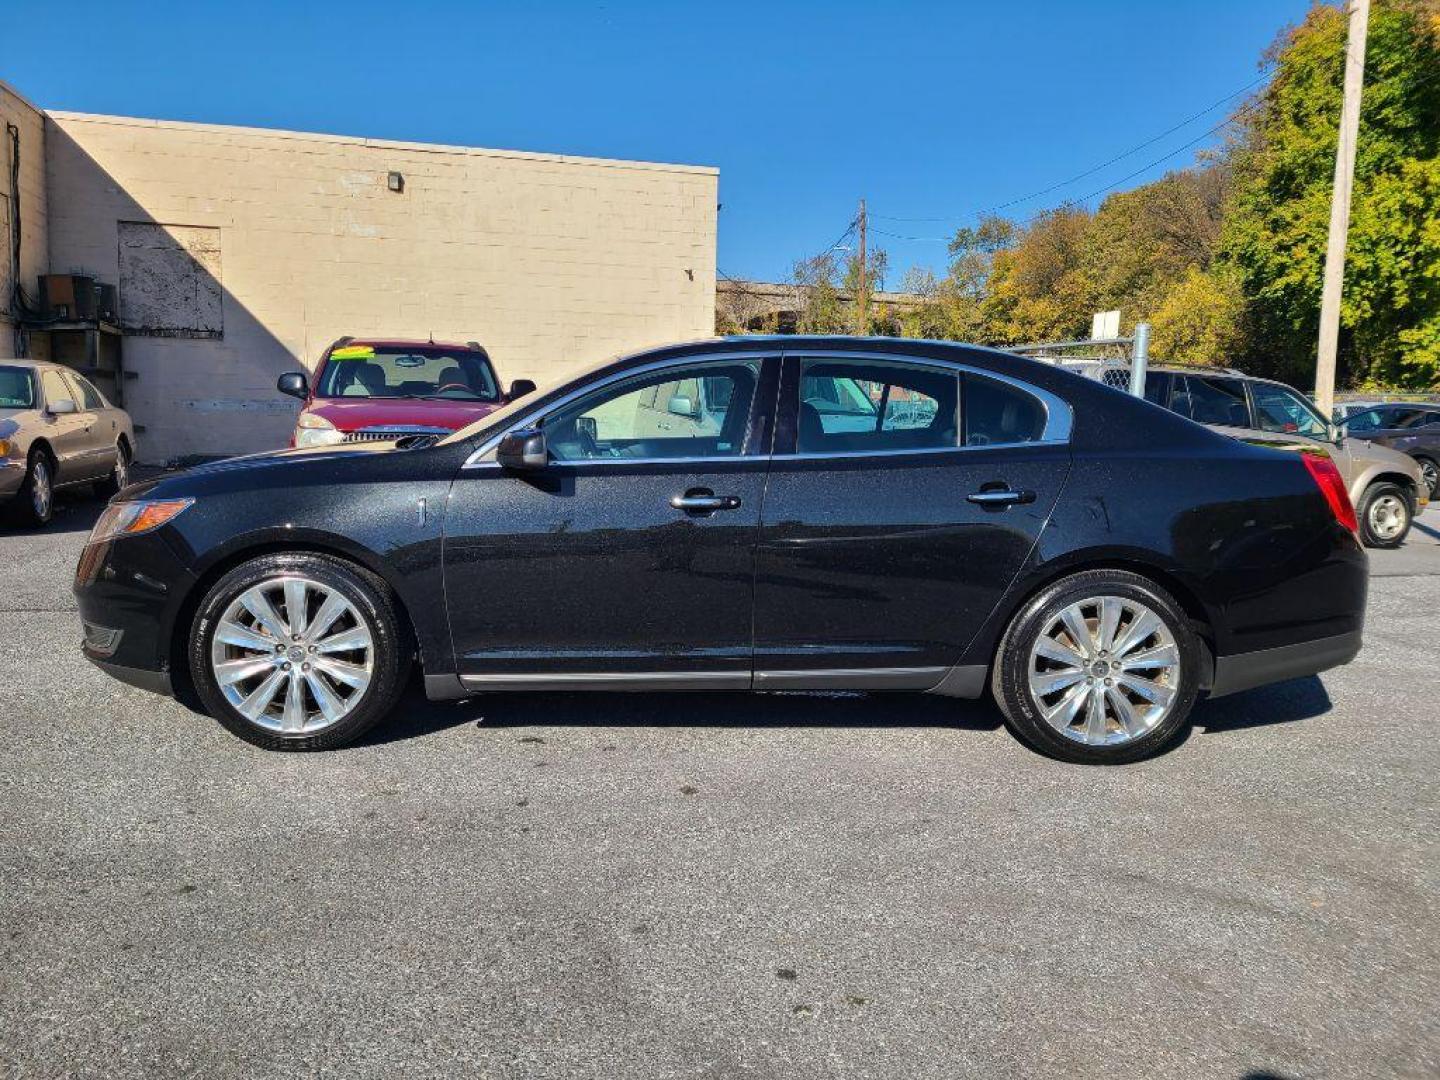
[1132,366,1427,549]
[1,359,135,528]
[1334,403,1440,500]
[276,338,535,447]
[76,337,1368,766]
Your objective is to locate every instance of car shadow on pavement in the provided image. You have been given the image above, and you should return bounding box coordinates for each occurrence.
[1192,675,1332,734]
[357,682,1003,747]
[0,496,104,537]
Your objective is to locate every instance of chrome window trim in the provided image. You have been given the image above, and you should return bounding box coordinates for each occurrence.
[462,347,1072,469]
[462,352,774,468]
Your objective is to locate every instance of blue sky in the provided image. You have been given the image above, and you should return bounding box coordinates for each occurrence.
[3,0,1311,284]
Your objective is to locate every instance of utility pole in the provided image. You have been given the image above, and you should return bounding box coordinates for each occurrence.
[856,197,868,336]
[1315,0,1369,419]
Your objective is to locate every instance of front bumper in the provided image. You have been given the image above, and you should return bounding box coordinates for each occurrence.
[1208,630,1362,698]
[0,458,25,498]
[73,529,198,696]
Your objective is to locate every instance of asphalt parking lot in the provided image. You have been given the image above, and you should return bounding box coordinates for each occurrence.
[2,493,1437,1080]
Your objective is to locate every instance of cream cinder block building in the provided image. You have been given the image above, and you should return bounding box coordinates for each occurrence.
[4,78,719,461]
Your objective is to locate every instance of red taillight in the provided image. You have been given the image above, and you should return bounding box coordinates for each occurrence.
[1302,453,1358,533]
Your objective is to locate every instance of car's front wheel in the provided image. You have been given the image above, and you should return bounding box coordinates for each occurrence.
[11,450,54,528]
[1357,481,1412,549]
[189,552,410,750]
[990,570,1200,765]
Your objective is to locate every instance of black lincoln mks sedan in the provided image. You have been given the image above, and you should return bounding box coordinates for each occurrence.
[74,337,1367,764]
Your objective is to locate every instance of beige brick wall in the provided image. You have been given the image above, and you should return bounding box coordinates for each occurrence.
[44,111,718,461]
[0,80,48,357]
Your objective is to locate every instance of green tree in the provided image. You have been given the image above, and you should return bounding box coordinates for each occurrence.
[1149,265,1249,364]
[1218,0,1440,388]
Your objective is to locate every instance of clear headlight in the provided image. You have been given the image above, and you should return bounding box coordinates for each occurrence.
[88,498,195,544]
[294,411,344,447]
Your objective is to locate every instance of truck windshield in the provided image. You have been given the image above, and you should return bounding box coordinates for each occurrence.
[314,346,499,401]
[0,366,36,409]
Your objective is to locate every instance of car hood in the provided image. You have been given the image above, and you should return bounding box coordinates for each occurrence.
[118,440,414,501]
[304,397,501,431]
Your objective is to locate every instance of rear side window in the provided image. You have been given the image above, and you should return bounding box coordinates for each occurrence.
[963,373,1046,446]
[797,359,958,454]
[1173,376,1250,427]
[67,373,106,410]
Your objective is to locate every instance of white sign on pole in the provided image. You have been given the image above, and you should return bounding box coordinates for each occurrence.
[1091,310,1121,341]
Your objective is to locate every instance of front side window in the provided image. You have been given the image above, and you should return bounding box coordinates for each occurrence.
[1341,407,1388,433]
[40,370,73,410]
[797,360,956,454]
[1174,376,1250,427]
[315,345,499,401]
[1250,382,1329,438]
[542,360,761,462]
[0,366,35,409]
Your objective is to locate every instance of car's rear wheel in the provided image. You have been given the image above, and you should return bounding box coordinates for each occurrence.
[1357,481,1411,549]
[12,450,54,528]
[189,552,410,750]
[990,570,1200,764]
[93,442,130,500]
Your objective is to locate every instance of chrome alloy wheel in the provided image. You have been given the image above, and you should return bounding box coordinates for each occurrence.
[1367,493,1408,542]
[209,575,374,734]
[113,449,130,491]
[1027,595,1181,746]
[31,458,52,519]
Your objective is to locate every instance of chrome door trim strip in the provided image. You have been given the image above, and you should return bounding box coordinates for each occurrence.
[753,666,947,690]
[459,670,751,691]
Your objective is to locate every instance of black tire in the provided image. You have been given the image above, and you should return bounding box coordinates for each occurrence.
[1356,481,1412,549]
[1415,456,1439,501]
[990,569,1201,765]
[10,449,55,528]
[93,441,131,500]
[189,552,410,750]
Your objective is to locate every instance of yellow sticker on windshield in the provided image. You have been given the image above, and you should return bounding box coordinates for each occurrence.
[330,345,376,361]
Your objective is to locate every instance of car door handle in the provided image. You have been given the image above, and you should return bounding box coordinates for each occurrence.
[966,488,1036,507]
[671,491,741,512]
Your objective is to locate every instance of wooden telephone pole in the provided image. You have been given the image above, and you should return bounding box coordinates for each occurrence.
[856,197,868,335]
[1315,0,1370,418]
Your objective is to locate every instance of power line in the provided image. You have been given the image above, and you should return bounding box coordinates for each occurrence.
[871,68,1274,227]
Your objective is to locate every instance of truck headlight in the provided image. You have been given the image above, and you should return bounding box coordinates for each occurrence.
[295,412,344,447]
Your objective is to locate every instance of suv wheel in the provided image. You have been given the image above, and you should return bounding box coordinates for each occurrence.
[1416,456,1438,500]
[189,553,410,750]
[1357,482,1411,549]
[990,570,1200,765]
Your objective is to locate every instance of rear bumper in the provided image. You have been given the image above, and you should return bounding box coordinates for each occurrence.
[1208,630,1362,699]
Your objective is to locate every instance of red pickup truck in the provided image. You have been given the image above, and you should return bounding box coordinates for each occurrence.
[277,338,534,447]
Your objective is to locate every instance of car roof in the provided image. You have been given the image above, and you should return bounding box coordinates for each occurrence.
[0,358,69,372]
[335,338,483,352]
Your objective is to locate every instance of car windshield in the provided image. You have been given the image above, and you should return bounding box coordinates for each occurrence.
[314,345,499,401]
[0,366,36,409]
